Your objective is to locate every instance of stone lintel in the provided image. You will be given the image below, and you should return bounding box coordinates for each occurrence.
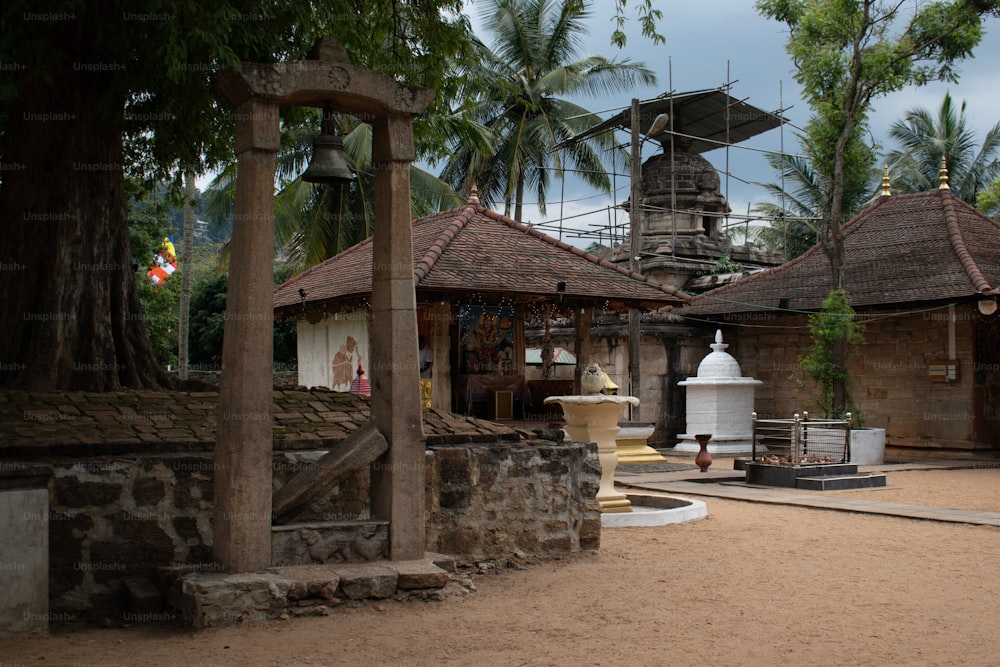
[214,62,434,118]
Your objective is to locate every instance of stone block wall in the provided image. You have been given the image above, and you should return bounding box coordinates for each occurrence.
[425,441,601,560]
[726,305,982,451]
[12,439,598,620]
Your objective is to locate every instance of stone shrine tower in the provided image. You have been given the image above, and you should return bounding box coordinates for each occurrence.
[677,329,762,454]
[580,89,787,292]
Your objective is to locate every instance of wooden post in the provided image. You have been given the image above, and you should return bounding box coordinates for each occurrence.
[368,114,425,561]
[214,99,279,572]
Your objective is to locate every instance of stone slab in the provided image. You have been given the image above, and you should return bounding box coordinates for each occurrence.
[745,462,857,488]
[269,565,340,601]
[1,484,50,636]
[796,473,888,491]
[392,559,451,590]
[333,563,398,600]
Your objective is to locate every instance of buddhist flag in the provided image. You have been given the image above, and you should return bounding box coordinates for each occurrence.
[148,236,178,284]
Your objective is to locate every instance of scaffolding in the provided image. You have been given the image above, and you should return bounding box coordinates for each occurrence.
[536,64,803,252]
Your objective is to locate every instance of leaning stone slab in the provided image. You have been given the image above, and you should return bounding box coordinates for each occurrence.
[392,559,451,590]
[332,563,398,600]
[271,423,387,524]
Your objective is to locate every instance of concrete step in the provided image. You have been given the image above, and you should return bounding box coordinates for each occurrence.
[796,473,887,491]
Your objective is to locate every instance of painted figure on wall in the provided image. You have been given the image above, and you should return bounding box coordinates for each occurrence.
[460,306,514,375]
[332,335,361,391]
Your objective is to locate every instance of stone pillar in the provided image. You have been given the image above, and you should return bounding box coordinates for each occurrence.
[431,301,452,412]
[369,114,426,561]
[0,463,52,635]
[214,99,280,572]
[573,307,593,395]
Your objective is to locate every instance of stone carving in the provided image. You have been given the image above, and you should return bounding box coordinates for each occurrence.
[271,523,389,566]
[394,85,416,110]
[327,65,350,89]
[580,362,605,395]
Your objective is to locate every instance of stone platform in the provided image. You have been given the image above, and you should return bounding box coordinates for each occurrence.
[164,554,461,628]
[745,462,887,490]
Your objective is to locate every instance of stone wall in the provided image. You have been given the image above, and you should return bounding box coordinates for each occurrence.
[11,439,597,620]
[726,304,988,451]
[426,442,600,560]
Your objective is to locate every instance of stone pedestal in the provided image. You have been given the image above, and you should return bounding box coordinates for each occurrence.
[677,330,762,454]
[1,463,52,635]
[546,394,638,513]
[615,423,666,464]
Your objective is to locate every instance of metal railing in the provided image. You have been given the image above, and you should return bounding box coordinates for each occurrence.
[751,412,852,464]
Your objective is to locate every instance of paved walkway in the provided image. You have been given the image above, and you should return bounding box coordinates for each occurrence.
[615,457,1000,528]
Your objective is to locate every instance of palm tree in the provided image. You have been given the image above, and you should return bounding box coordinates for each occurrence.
[885,92,1000,204]
[753,137,879,260]
[441,0,656,221]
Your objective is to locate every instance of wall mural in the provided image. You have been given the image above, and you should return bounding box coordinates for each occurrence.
[296,309,369,391]
[459,305,515,375]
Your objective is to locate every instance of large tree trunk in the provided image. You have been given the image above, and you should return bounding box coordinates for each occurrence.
[0,13,169,391]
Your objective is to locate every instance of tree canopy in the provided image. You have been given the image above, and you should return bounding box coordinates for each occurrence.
[885,92,1000,203]
[757,0,999,416]
[440,0,656,221]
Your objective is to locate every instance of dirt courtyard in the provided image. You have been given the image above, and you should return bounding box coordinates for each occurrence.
[5,465,1000,666]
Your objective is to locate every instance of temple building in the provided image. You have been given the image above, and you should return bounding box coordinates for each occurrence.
[273,192,687,423]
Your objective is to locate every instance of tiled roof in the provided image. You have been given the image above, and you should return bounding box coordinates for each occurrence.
[682,189,1000,316]
[274,202,690,314]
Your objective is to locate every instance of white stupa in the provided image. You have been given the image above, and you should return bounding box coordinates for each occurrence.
[675,330,762,454]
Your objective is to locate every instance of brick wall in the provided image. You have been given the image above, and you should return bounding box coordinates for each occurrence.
[726,304,982,450]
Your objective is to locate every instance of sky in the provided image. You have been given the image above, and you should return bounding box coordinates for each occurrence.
[462,0,1000,248]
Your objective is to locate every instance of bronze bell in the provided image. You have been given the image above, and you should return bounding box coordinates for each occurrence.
[302,105,355,185]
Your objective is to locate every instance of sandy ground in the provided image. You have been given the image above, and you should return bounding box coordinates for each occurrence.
[5,465,1000,667]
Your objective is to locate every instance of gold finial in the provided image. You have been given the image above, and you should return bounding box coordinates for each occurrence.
[939,156,950,190]
[468,183,480,205]
[881,164,891,196]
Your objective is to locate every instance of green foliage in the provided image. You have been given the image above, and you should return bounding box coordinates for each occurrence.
[136,269,181,369]
[758,0,995,415]
[885,92,1000,204]
[754,134,879,259]
[188,273,229,369]
[128,180,180,369]
[698,255,744,276]
[188,269,297,371]
[978,175,1000,218]
[584,241,609,256]
[611,0,666,48]
[756,0,994,260]
[0,1,479,181]
[797,289,865,419]
[441,0,656,220]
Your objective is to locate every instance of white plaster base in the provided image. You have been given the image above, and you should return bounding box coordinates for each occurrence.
[674,435,753,454]
[849,428,886,465]
[1,487,49,636]
[601,495,707,527]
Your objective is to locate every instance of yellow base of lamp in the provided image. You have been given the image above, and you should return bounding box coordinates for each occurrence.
[615,425,665,464]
